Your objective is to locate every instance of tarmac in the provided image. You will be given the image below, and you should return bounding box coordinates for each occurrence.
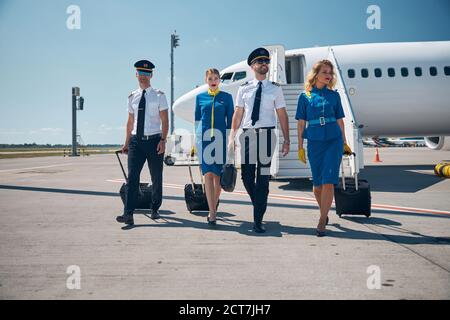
[0,147,449,299]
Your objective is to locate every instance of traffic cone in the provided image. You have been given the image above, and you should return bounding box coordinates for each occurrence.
[374,148,382,162]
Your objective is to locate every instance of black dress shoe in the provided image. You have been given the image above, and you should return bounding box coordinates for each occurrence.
[116,214,134,225]
[253,223,266,233]
[150,209,160,220]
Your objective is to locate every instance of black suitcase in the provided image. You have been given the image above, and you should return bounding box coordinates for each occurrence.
[184,155,218,213]
[334,154,371,218]
[115,151,152,209]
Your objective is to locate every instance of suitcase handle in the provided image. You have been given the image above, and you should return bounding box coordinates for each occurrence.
[115,150,128,184]
[187,153,205,194]
[341,152,358,191]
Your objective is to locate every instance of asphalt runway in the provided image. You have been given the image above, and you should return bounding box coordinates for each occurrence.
[0,147,449,299]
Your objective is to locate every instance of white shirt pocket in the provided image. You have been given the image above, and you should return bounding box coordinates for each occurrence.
[242,91,255,104]
[262,93,275,102]
[147,95,160,117]
[130,96,141,113]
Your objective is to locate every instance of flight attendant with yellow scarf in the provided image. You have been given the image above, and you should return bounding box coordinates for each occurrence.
[194,68,234,225]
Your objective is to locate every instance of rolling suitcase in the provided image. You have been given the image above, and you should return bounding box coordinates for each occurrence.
[334,153,371,218]
[184,155,218,213]
[115,150,153,209]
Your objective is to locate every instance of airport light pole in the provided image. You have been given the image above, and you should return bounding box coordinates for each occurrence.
[170,31,180,135]
[71,87,84,157]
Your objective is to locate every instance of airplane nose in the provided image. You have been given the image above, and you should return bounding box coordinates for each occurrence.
[173,84,209,123]
[172,96,183,113]
[172,91,197,123]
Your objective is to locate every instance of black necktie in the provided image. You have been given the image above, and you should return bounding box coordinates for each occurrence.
[251,81,262,126]
[136,89,146,138]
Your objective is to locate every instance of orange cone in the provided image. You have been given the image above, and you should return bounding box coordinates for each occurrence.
[374,147,382,163]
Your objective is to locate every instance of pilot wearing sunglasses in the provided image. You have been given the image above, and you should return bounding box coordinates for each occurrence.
[116,60,169,226]
[228,47,290,233]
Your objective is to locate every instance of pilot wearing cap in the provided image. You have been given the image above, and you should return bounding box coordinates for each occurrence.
[228,47,290,233]
[116,59,169,226]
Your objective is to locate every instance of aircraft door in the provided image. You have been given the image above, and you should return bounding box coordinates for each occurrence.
[264,45,287,84]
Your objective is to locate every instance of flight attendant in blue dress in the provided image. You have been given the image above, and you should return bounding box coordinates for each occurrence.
[194,68,234,225]
[295,60,353,237]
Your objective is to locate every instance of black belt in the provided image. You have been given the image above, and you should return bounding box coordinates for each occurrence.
[133,133,161,140]
[242,126,275,132]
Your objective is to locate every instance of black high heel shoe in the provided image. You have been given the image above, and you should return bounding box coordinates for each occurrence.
[316,229,326,237]
[207,216,217,225]
[316,217,329,237]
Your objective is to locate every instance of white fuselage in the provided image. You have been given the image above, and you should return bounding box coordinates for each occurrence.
[173,41,450,137]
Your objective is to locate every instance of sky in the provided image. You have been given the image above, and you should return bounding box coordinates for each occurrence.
[0,0,449,144]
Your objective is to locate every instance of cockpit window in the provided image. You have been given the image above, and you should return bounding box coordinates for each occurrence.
[233,71,247,81]
[220,73,233,83]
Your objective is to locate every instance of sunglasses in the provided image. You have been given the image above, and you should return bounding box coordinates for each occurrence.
[138,71,152,76]
[254,58,270,65]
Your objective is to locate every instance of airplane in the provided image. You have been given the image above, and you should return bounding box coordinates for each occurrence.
[364,137,425,147]
[170,41,450,177]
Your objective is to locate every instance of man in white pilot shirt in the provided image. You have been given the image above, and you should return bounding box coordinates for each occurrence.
[116,59,169,226]
[228,47,290,233]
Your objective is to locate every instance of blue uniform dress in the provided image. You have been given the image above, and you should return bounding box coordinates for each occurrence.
[195,91,234,176]
[295,86,345,186]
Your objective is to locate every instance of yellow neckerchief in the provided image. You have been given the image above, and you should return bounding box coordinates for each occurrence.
[207,88,220,138]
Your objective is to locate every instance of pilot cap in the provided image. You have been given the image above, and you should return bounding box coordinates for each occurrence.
[247,47,270,66]
[134,60,155,72]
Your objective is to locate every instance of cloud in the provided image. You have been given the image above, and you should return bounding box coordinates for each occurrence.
[204,37,220,46]
[28,128,64,135]
[0,129,27,135]
[83,124,125,135]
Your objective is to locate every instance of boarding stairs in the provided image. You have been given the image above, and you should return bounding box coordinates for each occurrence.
[270,47,364,179]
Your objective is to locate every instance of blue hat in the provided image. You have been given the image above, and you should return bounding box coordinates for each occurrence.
[134,60,155,72]
[247,47,270,66]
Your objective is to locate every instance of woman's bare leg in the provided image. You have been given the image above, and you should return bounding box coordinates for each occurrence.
[204,173,216,220]
[212,175,222,212]
[318,184,334,231]
[313,185,322,210]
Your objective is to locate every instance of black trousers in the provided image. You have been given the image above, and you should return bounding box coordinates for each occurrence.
[124,135,164,214]
[239,128,276,224]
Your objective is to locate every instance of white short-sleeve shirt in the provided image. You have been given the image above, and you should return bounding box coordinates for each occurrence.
[127,86,169,135]
[235,79,286,129]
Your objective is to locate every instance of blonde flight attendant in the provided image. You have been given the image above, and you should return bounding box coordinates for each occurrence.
[193,69,234,225]
[295,60,352,237]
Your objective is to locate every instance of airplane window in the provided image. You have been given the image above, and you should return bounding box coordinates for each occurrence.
[444,66,450,76]
[220,72,234,83]
[414,67,422,77]
[233,71,247,81]
[388,68,395,77]
[401,67,409,77]
[347,69,355,78]
[430,67,437,76]
[374,68,382,78]
[361,68,369,78]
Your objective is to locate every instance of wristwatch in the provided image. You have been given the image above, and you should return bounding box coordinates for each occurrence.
[160,137,166,142]
[283,140,290,145]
